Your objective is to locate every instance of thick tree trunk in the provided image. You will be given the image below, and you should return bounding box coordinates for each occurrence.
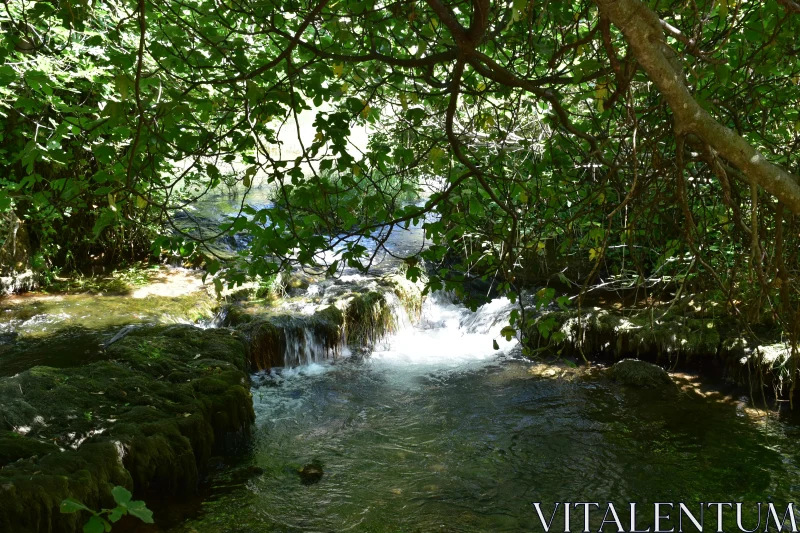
[594,0,800,215]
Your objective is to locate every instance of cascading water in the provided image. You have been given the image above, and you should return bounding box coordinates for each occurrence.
[159,281,800,533]
[282,324,341,368]
[367,290,518,367]
[257,287,517,377]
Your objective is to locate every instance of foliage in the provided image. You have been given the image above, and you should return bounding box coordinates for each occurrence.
[45,262,161,294]
[60,486,154,532]
[1,0,798,358]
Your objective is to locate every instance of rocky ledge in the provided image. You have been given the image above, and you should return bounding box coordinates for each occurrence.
[526,306,794,396]
[0,325,254,533]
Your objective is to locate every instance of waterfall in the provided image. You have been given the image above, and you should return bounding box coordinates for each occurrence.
[283,323,342,367]
[251,283,520,373]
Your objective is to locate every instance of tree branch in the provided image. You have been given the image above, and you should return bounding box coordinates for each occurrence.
[594,0,800,215]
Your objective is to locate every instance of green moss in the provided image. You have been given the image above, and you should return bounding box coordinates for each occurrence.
[344,291,396,347]
[377,274,424,320]
[608,359,673,388]
[0,325,254,533]
[230,272,424,368]
[240,306,344,370]
[243,319,284,370]
[0,431,59,465]
[526,306,789,389]
[0,289,219,341]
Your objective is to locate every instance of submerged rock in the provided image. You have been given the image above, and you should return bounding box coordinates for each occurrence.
[608,359,672,388]
[298,462,324,485]
[229,464,265,482]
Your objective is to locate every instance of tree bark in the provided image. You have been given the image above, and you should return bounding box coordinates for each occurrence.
[594,0,800,215]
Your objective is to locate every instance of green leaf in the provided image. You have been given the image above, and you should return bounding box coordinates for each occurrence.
[206,164,221,181]
[0,65,16,86]
[499,325,516,341]
[92,145,116,165]
[111,486,132,505]
[108,508,125,523]
[92,208,117,239]
[60,499,90,514]
[83,516,106,533]
[125,500,154,524]
[469,197,484,217]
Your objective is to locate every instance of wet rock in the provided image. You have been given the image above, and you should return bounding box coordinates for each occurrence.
[229,272,424,370]
[285,272,312,291]
[298,462,324,485]
[608,359,672,388]
[240,306,344,370]
[0,325,255,533]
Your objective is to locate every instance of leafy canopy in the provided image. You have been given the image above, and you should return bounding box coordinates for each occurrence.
[1,0,799,343]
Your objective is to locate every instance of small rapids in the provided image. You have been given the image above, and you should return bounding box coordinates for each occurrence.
[162,291,800,533]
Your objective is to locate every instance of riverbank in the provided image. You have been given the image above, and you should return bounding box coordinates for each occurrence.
[523,293,796,404]
[0,325,254,532]
[1,265,797,532]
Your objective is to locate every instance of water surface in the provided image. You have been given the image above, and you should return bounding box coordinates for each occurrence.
[162,297,800,533]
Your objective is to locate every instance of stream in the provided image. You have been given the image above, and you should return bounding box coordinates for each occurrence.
[159,291,800,533]
[3,186,800,532]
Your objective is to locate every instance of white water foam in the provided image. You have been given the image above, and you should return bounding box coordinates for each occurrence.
[369,291,518,371]
[258,291,519,386]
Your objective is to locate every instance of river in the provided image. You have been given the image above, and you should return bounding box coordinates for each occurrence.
[3,186,800,532]
[157,291,800,533]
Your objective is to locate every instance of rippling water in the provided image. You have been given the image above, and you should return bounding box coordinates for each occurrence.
[162,296,800,533]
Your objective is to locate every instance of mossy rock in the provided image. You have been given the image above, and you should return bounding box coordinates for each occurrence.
[231,272,423,369]
[0,325,254,533]
[344,291,396,347]
[298,461,324,485]
[0,430,59,465]
[525,305,788,390]
[607,359,672,388]
[240,306,344,370]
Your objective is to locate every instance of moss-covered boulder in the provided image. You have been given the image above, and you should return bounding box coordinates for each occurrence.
[608,359,673,388]
[0,325,254,533]
[232,273,424,369]
[241,306,344,369]
[343,291,397,348]
[525,306,791,392]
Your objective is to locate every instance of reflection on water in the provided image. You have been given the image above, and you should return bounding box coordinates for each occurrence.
[161,296,800,533]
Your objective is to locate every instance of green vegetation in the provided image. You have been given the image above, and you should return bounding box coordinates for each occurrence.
[60,486,154,533]
[2,0,797,362]
[5,0,800,524]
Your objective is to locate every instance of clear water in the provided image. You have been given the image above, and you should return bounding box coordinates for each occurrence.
[161,295,800,533]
